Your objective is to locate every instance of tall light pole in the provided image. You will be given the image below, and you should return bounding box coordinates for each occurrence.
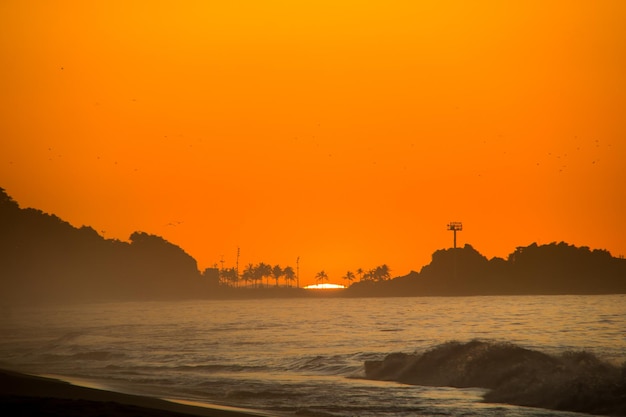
[235,247,240,287]
[447,222,463,283]
[296,256,300,288]
[447,222,463,248]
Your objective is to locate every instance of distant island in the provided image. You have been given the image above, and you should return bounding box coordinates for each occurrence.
[1,187,625,305]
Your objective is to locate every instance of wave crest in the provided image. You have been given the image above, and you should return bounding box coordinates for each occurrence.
[364,340,626,416]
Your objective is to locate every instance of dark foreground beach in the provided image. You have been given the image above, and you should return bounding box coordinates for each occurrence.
[0,369,274,417]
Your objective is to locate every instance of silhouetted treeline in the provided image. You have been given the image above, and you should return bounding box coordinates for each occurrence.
[347,243,626,296]
[0,188,212,304]
[3,187,626,303]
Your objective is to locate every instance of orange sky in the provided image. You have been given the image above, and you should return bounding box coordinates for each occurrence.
[2,1,625,286]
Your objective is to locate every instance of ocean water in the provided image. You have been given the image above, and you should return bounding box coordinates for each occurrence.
[1,295,625,416]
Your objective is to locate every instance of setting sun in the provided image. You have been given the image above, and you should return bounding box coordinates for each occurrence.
[304,283,346,290]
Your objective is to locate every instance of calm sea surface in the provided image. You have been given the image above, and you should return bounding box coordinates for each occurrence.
[1,295,625,416]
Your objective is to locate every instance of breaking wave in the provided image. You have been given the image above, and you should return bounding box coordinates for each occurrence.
[364,340,626,416]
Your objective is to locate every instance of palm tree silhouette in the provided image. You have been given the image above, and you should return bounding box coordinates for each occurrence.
[256,262,272,287]
[221,267,238,287]
[375,264,391,281]
[356,268,364,281]
[315,270,329,286]
[342,271,355,286]
[243,263,255,287]
[283,266,295,287]
[362,269,374,282]
[272,264,283,287]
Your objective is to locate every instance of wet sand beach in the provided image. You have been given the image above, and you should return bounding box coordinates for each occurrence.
[0,369,273,417]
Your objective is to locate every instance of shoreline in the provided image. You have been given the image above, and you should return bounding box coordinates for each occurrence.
[0,368,277,417]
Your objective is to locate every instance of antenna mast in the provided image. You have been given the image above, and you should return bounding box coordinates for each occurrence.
[447,222,463,248]
[235,247,240,287]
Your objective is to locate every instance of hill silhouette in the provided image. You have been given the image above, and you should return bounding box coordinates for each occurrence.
[347,243,626,296]
[0,188,211,305]
[2,187,625,304]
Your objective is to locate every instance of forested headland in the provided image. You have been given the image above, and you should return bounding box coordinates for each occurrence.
[1,187,625,305]
[346,243,626,297]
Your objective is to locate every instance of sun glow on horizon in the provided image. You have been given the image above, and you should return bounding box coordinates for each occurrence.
[304,283,346,290]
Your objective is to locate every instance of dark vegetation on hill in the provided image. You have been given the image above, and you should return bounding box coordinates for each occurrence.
[1,187,625,304]
[0,188,210,304]
[347,243,626,297]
